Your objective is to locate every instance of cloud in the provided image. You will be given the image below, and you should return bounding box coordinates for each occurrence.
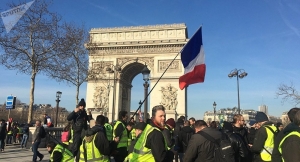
[278,1,300,38]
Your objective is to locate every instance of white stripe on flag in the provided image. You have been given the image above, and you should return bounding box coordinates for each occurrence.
[183,45,205,74]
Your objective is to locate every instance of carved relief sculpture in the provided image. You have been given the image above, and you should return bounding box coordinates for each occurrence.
[160,84,178,110]
[158,60,181,72]
[93,86,109,110]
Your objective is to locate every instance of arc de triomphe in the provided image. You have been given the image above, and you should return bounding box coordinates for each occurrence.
[85,23,188,122]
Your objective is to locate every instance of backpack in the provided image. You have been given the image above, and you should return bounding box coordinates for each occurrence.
[39,126,47,138]
[61,131,69,142]
[182,132,192,147]
[199,131,235,162]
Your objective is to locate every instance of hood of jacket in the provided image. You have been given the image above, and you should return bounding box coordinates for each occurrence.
[86,125,104,136]
[283,122,300,134]
[181,126,194,133]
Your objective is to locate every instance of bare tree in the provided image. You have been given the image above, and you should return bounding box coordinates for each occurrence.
[0,0,62,123]
[276,82,300,105]
[47,23,88,105]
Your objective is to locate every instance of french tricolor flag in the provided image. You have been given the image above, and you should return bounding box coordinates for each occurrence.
[179,26,206,90]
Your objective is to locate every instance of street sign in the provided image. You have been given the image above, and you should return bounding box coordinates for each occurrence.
[6,95,16,109]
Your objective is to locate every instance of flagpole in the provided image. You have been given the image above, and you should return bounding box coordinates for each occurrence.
[130,25,203,121]
[130,51,181,121]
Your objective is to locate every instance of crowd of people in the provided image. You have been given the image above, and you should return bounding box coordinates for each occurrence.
[1,97,300,162]
[0,117,30,152]
[43,98,300,162]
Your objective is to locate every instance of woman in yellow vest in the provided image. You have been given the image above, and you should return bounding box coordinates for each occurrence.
[46,141,74,162]
[79,115,110,162]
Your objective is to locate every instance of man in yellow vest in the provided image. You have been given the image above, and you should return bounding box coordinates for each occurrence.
[278,110,300,162]
[129,105,174,162]
[47,141,74,162]
[250,111,278,162]
[272,107,300,162]
[113,110,129,162]
[79,115,110,162]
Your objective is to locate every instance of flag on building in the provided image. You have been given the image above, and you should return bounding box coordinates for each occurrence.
[179,26,206,90]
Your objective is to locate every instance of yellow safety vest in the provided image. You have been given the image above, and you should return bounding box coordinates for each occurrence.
[17,127,23,135]
[79,134,109,162]
[131,128,136,140]
[68,129,74,144]
[260,125,277,161]
[104,123,113,141]
[278,131,300,162]
[127,124,168,162]
[113,121,128,148]
[128,128,136,150]
[50,144,74,162]
[164,126,174,150]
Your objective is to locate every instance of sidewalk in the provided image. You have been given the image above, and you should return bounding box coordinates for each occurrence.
[0,144,50,162]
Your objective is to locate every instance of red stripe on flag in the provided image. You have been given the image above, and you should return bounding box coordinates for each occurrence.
[179,64,206,90]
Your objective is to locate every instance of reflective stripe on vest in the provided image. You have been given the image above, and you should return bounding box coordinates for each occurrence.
[128,124,168,162]
[104,123,113,141]
[50,144,74,162]
[260,125,277,161]
[113,121,128,148]
[79,134,109,162]
[279,131,300,162]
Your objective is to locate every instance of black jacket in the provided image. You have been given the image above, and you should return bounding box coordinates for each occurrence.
[233,125,249,145]
[162,125,175,148]
[272,122,300,162]
[144,122,174,162]
[250,121,274,162]
[223,130,248,162]
[183,127,222,162]
[0,123,7,139]
[177,126,194,153]
[84,125,111,156]
[67,109,92,132]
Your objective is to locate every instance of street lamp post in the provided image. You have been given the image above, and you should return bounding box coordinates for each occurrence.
[55,91,62,127]
[213,101,217,121]
[228,69,248,114]
[141,65,150,122]
[106,64,121,121]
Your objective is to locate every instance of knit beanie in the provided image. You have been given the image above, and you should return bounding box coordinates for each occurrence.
[166,118,176,128]
[78,98,86,107]
[255,111,269,123]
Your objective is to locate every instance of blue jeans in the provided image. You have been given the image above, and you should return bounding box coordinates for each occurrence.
[20,134,28,147]
[6,134,12,144]
[32,141,43,161]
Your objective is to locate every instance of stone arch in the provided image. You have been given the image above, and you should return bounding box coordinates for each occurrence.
[86,23,188,122]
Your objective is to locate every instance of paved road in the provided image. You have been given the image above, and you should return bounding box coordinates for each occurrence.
[0,144,50,162]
